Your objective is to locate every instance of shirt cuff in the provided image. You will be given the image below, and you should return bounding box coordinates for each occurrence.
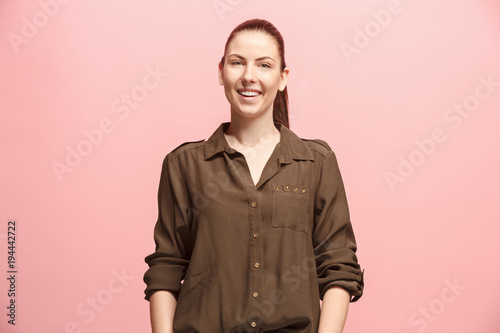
[143,264,185,301]
[319,268,364,302]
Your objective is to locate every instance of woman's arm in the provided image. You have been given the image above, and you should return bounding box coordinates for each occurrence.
[149,290,177,333]
[145,153,193,332]
[318,286,351,333]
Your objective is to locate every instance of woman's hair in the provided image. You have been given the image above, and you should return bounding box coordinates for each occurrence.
[220,18,289,128]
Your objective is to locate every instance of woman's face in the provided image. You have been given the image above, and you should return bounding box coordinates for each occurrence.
[218,30,289,121]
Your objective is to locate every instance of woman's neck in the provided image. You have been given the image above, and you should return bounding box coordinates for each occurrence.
[224,114,280,148]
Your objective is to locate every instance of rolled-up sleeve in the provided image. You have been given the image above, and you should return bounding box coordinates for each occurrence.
[313,149,364,302]
[143,153,192,301]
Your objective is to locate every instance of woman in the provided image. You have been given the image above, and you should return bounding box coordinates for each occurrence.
[143,18,364,333]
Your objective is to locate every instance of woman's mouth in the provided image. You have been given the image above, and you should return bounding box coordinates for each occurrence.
[237,89,262,99]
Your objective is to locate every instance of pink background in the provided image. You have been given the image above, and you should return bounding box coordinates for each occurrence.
[1,0,500,332]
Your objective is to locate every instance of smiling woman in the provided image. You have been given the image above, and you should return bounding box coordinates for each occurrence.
[143,18,364,333]
[219,19,289,129]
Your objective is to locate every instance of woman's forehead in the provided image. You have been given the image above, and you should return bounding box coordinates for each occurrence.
[227,31,279,56]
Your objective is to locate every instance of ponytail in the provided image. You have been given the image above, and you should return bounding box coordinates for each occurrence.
[273,87,289,128]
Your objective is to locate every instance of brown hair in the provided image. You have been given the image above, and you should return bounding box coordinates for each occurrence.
[220,19,289,128]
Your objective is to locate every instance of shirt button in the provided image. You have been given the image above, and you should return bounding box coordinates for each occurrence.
[253,291,259,298]
[254,262,260,268]
[251,201,257,208]
[293,187,298,191]
[285,185,290,190]
[253,232,259,238]
[250,321,257,328]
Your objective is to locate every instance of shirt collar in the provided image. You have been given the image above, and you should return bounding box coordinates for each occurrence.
[204,122,314,163]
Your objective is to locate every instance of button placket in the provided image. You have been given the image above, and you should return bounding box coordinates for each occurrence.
[247,190,264,329]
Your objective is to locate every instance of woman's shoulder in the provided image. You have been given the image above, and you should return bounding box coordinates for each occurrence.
[284,125,335,158]
[301,137,334,157]
[161,139,206,162]
[171,139,206,153]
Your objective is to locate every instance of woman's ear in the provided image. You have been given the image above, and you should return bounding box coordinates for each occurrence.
[278,67,290,91]
[218,62,224,86]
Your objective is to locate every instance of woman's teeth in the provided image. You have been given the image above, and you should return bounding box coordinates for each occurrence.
[238,91,260,97]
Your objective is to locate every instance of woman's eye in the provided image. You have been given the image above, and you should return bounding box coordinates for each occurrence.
[260,63,271,68]
[231,61,242,66]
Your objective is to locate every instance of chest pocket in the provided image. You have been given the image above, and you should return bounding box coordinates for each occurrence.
[271,184,309,232]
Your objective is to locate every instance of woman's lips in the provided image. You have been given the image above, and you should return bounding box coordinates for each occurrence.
[237,89,262,100]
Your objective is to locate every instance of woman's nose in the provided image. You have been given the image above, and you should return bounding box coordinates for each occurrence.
[241,64,256,83]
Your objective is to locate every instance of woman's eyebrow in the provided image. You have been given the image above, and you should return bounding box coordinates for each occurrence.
[228,54,275,62]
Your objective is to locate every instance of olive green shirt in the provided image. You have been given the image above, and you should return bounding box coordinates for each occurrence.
[143,122,364,332]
